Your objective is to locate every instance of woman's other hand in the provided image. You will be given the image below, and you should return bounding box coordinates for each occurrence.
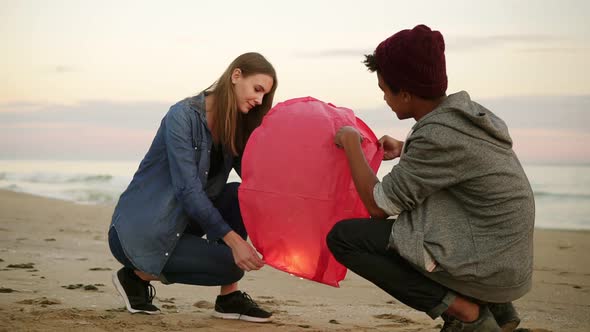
[223,231,264,271]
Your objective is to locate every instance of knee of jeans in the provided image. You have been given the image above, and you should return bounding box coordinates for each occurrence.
[220,183,241,209]
[108,230,135,269]
[220,265,244,285]
[326,221,347,254]
[224,182,240,197]
[108,228,123,260]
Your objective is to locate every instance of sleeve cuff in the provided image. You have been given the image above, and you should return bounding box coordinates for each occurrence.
[206,220,233,242]
[373,182,402,217]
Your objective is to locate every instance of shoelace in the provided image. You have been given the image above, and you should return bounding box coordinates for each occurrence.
[146,283,156,304]
[240,292,260,308]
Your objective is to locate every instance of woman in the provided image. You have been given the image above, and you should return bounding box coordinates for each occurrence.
[108,52,277,323]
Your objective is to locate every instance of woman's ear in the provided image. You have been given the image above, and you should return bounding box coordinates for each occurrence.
[231,68,242,84]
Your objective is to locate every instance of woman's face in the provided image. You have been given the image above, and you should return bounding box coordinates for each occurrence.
[232,69,274,114]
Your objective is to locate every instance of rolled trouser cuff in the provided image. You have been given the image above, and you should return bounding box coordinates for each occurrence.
[426,291,456,319]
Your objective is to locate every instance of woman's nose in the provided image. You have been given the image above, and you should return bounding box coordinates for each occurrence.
[255,94,264,105]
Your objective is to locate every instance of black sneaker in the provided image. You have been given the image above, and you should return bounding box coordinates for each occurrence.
[488,302,520,332]
[112,267,160,314]
[213,291,272,323]
[440,306,500,332]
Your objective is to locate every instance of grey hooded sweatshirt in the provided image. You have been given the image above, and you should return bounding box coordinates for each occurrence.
[379,91,535,302]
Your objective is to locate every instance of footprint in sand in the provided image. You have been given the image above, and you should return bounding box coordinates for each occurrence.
[193,300,214,309]
[373,313,420,327]
[6,263,35,269]
[89,267,112,271]
[259,298,302,306]
[17,297,61,306]
[0,287,17,293]
[61,284,104,291]
[106,307,127,313]
[158,297,175,303]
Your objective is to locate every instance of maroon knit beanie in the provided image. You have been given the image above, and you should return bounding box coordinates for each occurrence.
[375,24,447,98]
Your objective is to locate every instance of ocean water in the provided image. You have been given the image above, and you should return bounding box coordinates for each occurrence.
[0,160,588,230]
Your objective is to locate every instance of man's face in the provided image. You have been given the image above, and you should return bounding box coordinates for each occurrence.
[377,73,412,120]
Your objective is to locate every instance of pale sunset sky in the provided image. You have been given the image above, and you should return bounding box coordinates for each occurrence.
[1,0,589,163]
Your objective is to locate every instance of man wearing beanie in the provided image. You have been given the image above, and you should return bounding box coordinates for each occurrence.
[328,25,534,332]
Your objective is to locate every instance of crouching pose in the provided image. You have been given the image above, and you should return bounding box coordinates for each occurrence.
[329,25,534,332]
[109,52,277,322]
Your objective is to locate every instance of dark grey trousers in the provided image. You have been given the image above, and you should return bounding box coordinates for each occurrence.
[327,218,456,319]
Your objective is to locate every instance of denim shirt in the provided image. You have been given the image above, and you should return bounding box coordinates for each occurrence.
[111,92,241,276]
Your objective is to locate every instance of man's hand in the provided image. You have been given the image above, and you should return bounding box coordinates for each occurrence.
[334,126,387,218]
[334,126,363,149]
[223,231,264,271]
[378,135,404,160]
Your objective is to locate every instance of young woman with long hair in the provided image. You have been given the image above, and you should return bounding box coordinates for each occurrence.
[108,52,277,322]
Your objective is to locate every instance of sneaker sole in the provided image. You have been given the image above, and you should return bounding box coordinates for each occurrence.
[111,272,160,315]
[212,310,272,323]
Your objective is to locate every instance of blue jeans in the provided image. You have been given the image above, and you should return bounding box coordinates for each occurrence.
[109,182,246,286]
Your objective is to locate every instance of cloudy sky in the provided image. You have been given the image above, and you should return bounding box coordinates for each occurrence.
[1,0,589,163]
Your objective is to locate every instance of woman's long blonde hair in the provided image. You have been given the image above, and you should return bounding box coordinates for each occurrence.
[205,52,277,156]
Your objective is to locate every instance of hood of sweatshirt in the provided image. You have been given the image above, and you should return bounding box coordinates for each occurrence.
[413,91,513,149]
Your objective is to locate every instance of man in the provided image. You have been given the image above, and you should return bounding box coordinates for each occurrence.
[328,25,534,332]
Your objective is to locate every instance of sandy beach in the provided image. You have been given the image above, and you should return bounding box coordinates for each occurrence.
[0,189,588,331]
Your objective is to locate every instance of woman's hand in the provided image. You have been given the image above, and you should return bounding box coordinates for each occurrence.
[223,231,264,271]
[378,135,404,160]
[334,126,362,149]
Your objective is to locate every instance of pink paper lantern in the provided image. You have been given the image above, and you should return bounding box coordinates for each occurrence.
[239,97,383,287]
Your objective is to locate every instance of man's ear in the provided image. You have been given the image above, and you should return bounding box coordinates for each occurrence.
[401,90,412,103]
[231,68,242,84]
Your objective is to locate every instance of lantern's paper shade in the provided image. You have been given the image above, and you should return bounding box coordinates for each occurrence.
[238,97,383,287]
